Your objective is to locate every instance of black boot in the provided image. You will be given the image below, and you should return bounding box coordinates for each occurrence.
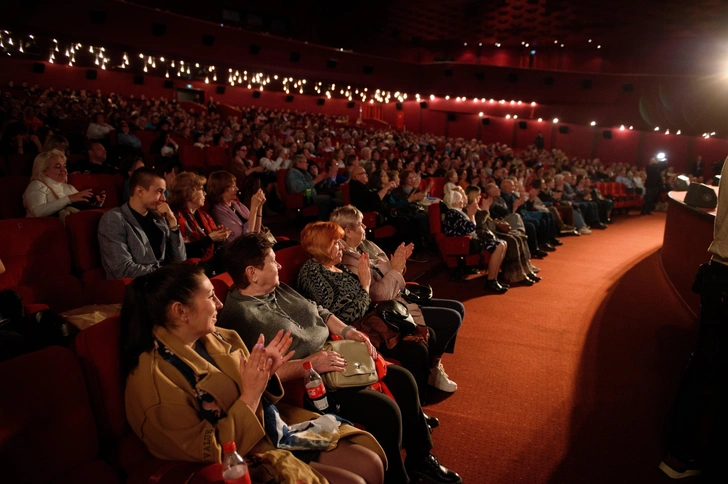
[406,454,463,484]
[484,279,508,293]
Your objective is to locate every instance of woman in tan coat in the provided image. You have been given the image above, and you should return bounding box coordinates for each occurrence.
[121,263,385,484]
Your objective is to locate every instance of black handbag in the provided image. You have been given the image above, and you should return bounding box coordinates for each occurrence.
[376,300,417,335]
[400,283,433,305]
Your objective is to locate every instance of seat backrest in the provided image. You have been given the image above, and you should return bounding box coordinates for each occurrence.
[0,346,99,483]
[0,175,29,219]
[6,153,34,176]
[428,202,442,234]
[429,177,445,199]
[134,130,158,155]
[211,272,234,302]
[0,217,84,310]
[277,169,304,209]
[74,315,128,446]
[65,209,107,280]
[204,146,229,170]
[179,145,205,169]
[276,245,310,287]
[67,173,120,208]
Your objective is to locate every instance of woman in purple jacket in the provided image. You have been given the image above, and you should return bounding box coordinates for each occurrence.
[207,171,265,244]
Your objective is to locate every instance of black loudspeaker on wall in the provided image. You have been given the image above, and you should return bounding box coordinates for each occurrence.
[519,121,527,130]
[327,59,338,69]
[347,101,355,108]
[475,72,485,80]
[290,52,301,62]
[133,75,144,85]
[420,102,428,109]
[202,35,215,46]
[363,65,374,74]
[32,62,45,74]
[481,117,491,125]
[581,79,593,89]
[163,80,174,89]
[285,95,294,102]
[447,113,457,122]
[317,98,325,106]
[216,86,225,95]
[396,103,403,111]
[544,77,554,86]
[86,69,98,80]
[252,91,261,98]
[602,130,612,139]
[684,183,717,209]
[444,69,453,77]
[508,73,519,83]
[249,44,261,55]
[558,125,569,134]
[89,10,107,24]
[622,83,634,93]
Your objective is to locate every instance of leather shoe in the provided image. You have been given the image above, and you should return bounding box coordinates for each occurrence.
[533,249,549,259]
[423,412,440,432]
[542,243,556,252]
[406,453,463,484]
[528,272,542,282]
[521,277,536,286]
[484,279,508,293]
[593,222,608,229]
[550,239,563,246]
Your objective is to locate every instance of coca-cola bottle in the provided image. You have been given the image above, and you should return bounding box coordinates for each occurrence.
[303,360,331,413]
[221,441,251,484]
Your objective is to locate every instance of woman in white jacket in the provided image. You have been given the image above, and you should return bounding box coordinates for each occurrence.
[23,149,105,220]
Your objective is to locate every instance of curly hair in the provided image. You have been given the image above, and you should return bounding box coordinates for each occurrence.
[167,172,207,212]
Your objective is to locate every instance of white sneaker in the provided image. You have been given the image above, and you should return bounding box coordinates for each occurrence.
[578,227,592,235]
[428,363,457,392]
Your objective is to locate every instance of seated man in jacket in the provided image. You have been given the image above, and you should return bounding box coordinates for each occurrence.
[98,167,186,279]
[349,166,395,214]
[285,153,339,220]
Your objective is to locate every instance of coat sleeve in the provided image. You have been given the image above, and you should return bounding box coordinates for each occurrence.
[370,265,406,302]
[98,211,159,279]
[166,226,187,263]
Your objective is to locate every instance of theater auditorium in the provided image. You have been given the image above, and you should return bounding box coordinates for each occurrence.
[0,1,726,483]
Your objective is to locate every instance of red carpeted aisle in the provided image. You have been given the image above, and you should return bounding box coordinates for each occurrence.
[421,213,700,484]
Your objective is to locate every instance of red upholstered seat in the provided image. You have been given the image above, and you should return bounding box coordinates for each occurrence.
[0,217,84,311]
[0,175,29,219]
[362,211,396,240]
[67,173,121,208]
[75,316,217,483]
[419,177,445,199]
[179,145,205,172]
[211,272,234,301]
[276,244,310,287]
[134,130,158,155]
[204,146,229,172]
[428,202,482,272]
[65,210,132,304]
[0,346,121,484]
[277,169,319,218]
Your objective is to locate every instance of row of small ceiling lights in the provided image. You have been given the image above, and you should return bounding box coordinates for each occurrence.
[465,39,602,49]
[1,31,714,137]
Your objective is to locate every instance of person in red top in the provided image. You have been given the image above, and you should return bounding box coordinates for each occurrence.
[168,172,231,276]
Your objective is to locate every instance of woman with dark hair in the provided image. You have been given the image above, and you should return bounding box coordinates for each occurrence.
[218,233,462,484]
[122,264,385,484]
[168,172,231,276]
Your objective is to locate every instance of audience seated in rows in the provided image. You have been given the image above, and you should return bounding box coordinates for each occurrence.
[286,154,341,220]
[217,233,462,484]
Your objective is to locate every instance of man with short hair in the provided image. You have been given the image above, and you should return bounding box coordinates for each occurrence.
[71,141,117,175]
[98,167,186,279]
[285,154,339,220]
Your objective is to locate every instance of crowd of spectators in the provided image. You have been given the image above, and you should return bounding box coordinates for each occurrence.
[1,78,706,484]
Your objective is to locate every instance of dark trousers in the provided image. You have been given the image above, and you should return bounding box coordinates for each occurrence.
[523,210,558,241]
[576,201,600,225]
[335,365,433,484]
[642,187,660,214]
[522,219,540,253]
[522,214,550,246]
[379,336,432,403]
[666,261,728,475]
[420,298,464,355]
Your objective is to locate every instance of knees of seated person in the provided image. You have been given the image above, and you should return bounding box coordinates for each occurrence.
[314,441,384,484]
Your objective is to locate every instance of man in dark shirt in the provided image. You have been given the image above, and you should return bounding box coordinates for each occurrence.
[349,166,395,214]
[71,141,118,175]
[642,157,668,215]
[98,167,186,278]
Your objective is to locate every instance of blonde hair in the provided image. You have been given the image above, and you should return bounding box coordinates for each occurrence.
[443,190,463,208]
[168,172,207,212]
[330,205,363,230]
[31,149,67,182]
[300,222,344,265]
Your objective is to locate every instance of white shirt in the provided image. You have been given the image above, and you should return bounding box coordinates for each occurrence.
[86,122,113,140]
[260,156,290,172]
[23,176,79,217]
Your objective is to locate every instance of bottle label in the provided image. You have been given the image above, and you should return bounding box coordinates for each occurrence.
[306,382,326,399]
[313,396,329,411]
[223,465,251,484]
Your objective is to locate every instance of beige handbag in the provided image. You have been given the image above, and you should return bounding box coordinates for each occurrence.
[320,340,377,391]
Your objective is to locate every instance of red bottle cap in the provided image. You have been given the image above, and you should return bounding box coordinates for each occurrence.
[303,361,312,370]
[222,441,237,454]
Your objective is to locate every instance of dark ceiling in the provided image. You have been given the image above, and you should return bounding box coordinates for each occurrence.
[128,0,728,54]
